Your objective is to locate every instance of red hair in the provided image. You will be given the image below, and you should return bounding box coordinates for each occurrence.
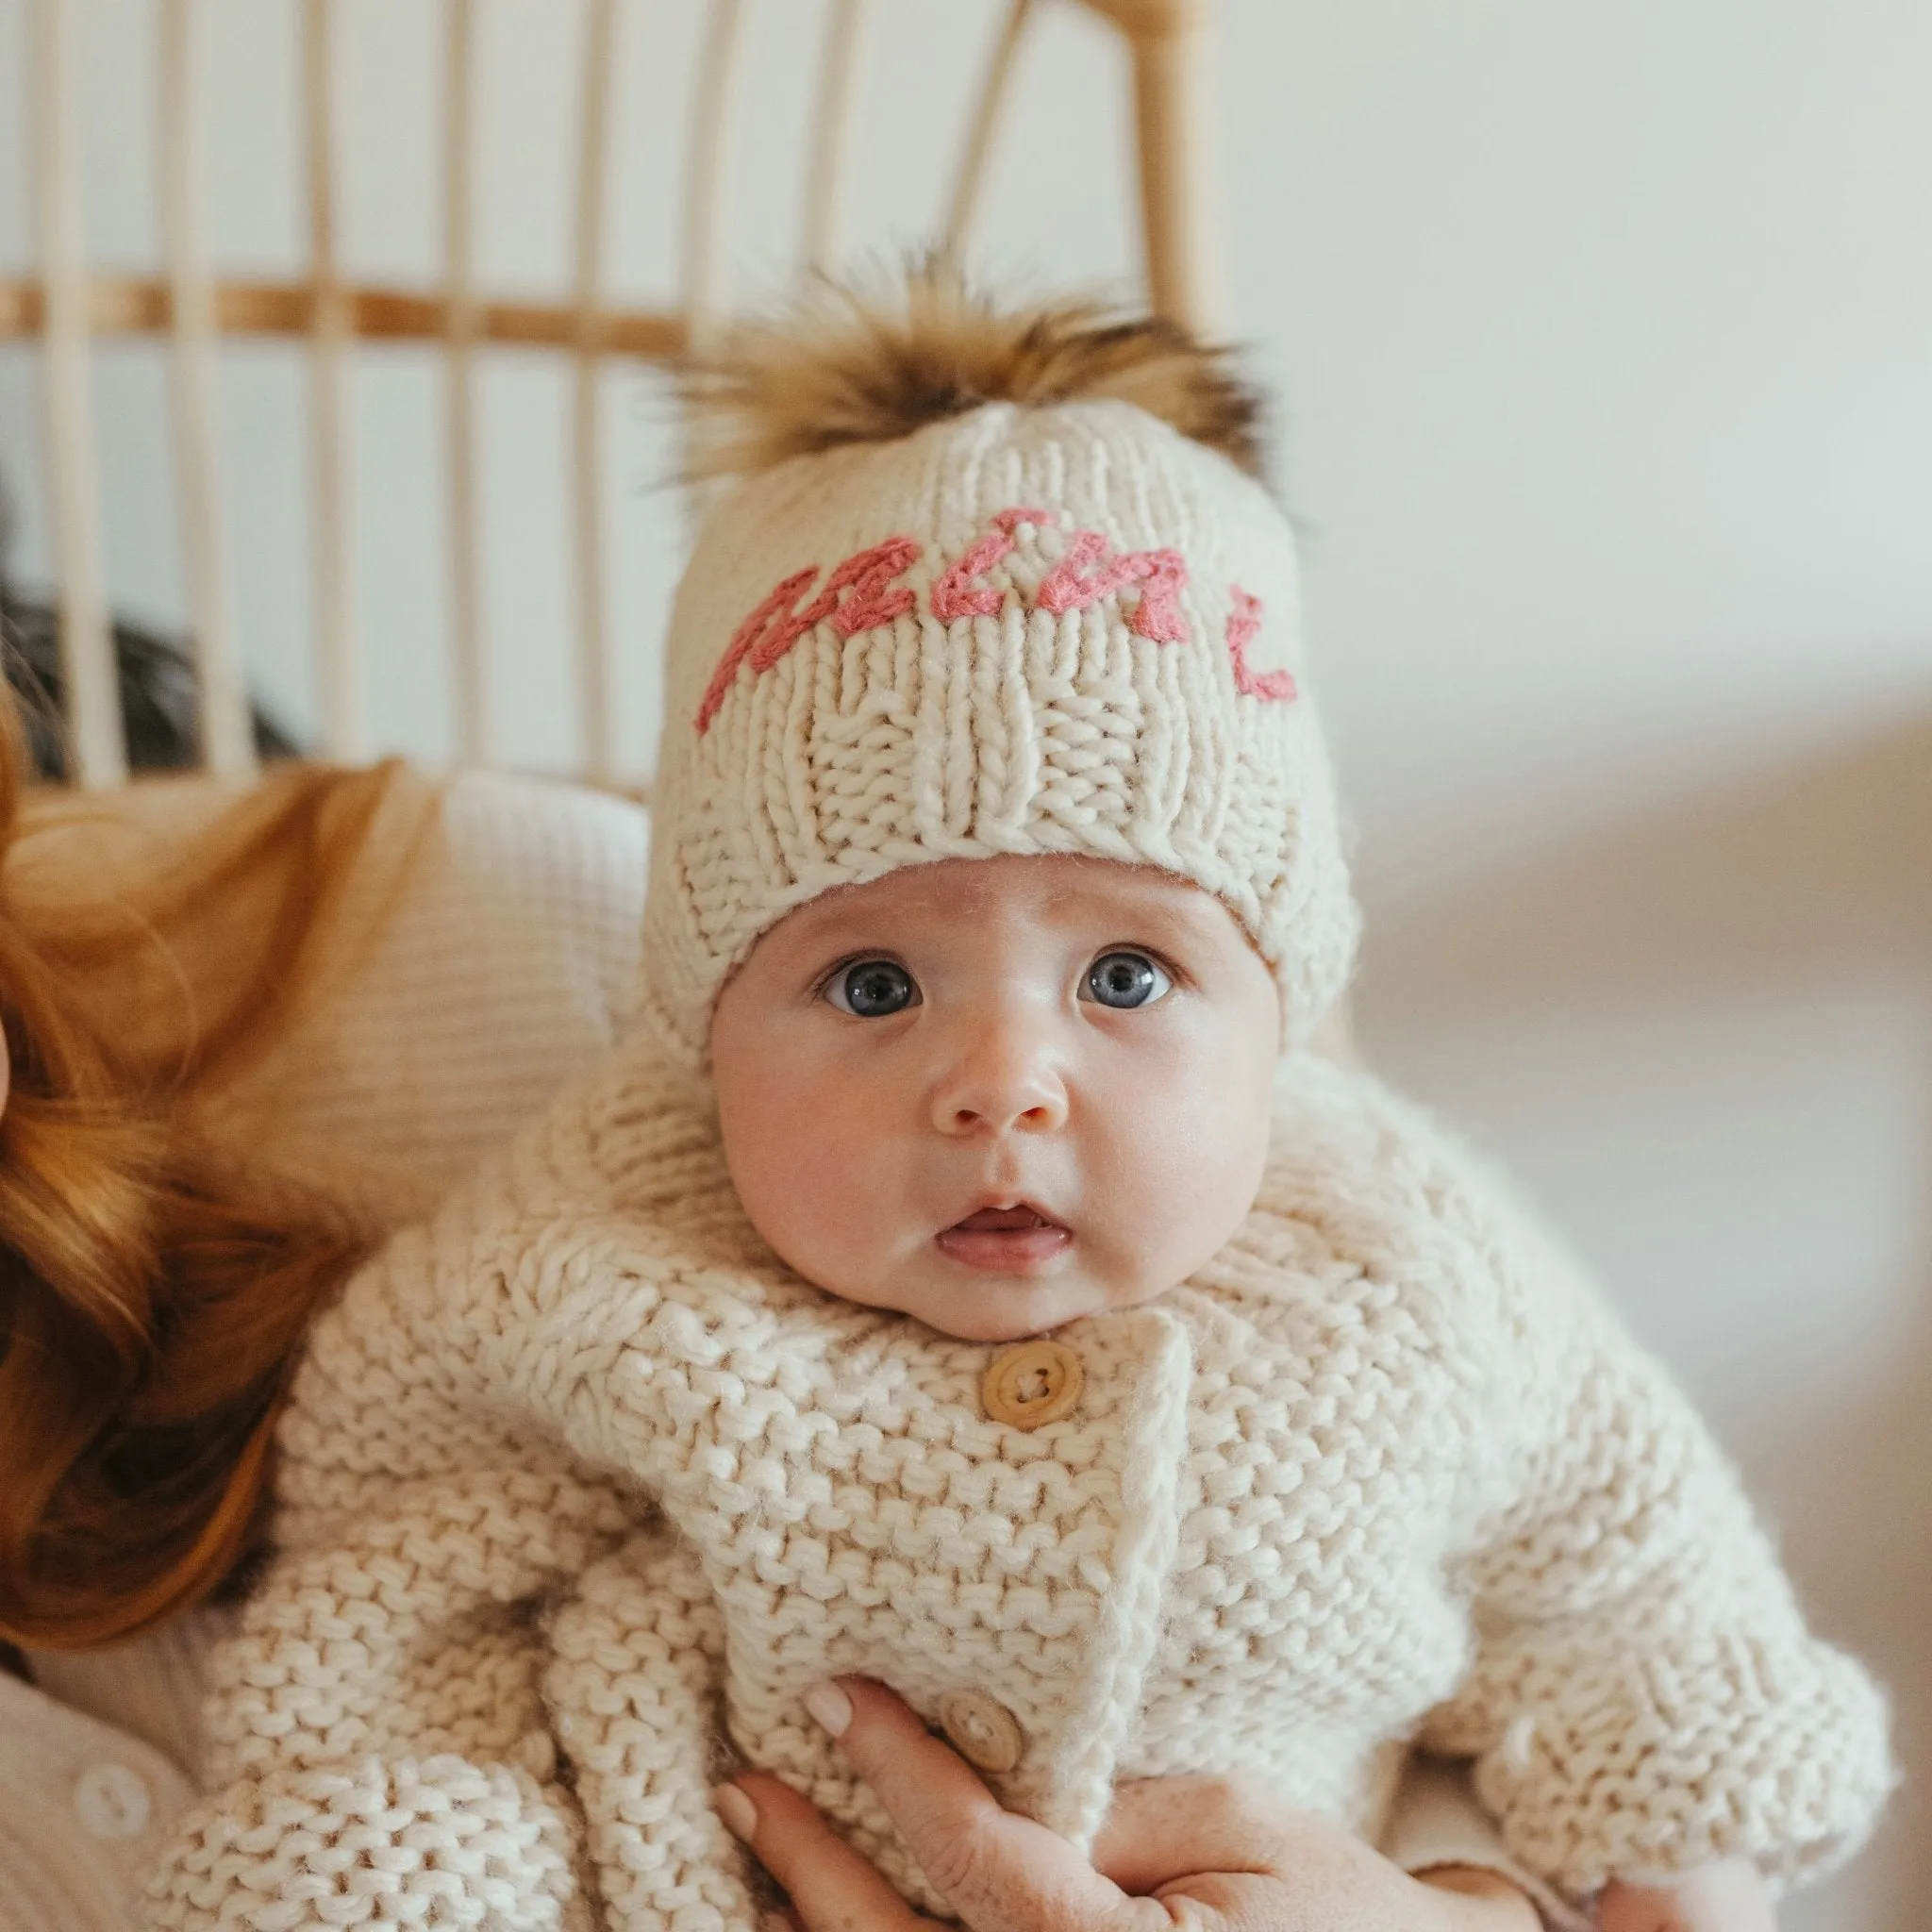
[0,700,417,1648]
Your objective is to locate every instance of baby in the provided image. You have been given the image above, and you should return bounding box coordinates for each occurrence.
[147,282,1890,1932]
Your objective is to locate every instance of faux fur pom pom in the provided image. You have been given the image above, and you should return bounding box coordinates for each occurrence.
[681,266,1266,483]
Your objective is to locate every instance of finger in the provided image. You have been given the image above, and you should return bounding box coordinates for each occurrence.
[718,1773,926,1932]
[806,1678,1140,1932]
[1596,1883,1683,1932]
[1417,1868,1544,1932]
[1599,1861,1775,1932]
[1091,1779,1283,1893]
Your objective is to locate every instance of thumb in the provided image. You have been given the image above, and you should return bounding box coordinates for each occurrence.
[809,1678,1141,1932]
[1092,1779,1286,1895]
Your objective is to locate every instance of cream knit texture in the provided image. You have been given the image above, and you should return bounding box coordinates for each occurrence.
[638,398,1357,1066]
[143,1036,1892,1929]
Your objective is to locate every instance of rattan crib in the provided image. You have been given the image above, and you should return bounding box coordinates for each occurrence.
[0,0,1220,792]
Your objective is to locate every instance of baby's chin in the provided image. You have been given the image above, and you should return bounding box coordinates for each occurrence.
[822,1262,1170,1342]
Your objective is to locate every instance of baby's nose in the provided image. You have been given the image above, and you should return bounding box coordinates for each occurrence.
[930,1029,1070,1137]
[940,1090,1065,1135]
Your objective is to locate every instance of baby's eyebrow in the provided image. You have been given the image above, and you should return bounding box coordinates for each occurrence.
[1037,880,1221,928]
[769,863,1231,955]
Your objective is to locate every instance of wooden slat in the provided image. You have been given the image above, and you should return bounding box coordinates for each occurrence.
[1071,0,1207,31]
[1062,0,1219,328]
[158,0,254,776]
[443,0,485,762]
[572,0,619,783]
[804,0,867,275]
[305,0,361,762]
[1124,9,1218,332]
[941,0,1034,264]
[33,0,126,787]
[0,276,687,356]
[681,0,749,350]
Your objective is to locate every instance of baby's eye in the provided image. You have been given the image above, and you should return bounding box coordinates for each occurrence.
[825,958,921,1018]
[1082,950,1173,1010]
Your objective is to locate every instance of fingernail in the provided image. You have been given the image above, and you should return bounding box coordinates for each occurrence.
[713,1784,758,1841]
[803,1679,854,1738]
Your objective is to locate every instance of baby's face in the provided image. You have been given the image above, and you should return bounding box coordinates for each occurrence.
[709,855,1281,1341]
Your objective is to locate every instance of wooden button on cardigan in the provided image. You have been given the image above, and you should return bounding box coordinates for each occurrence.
[940,1690,1026,1774]
[980,1340,1084,1430]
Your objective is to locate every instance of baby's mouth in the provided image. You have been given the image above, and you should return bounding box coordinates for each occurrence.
[936,1203,1073,1273]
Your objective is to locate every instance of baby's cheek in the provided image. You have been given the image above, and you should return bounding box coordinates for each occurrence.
[722,1088,858,1262]
[1086,1073,1269,1294]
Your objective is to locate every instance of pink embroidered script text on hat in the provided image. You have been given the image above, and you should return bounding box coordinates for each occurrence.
[695,506,1293,734]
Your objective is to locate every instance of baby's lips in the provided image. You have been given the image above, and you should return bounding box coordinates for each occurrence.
[935,1200,1074,1273]
[951,1203,1061,1235]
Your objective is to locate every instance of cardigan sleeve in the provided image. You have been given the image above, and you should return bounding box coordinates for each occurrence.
[1418,1174,1894,1907]
[142,1218,635,1932]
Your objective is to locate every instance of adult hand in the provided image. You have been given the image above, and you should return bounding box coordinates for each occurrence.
[715,1676,1540,1932]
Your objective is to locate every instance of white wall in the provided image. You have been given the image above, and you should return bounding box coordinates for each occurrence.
[1224,12,1932,1928]
[2,5,1927,1926]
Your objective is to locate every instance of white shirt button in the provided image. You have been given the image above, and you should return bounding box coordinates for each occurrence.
[73,1761,151,1840]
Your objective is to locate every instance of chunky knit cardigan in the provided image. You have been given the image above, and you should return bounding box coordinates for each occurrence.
[146,1036,1890,1931]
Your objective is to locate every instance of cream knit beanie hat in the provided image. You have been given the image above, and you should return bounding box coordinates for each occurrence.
[639,281,1358,1068]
